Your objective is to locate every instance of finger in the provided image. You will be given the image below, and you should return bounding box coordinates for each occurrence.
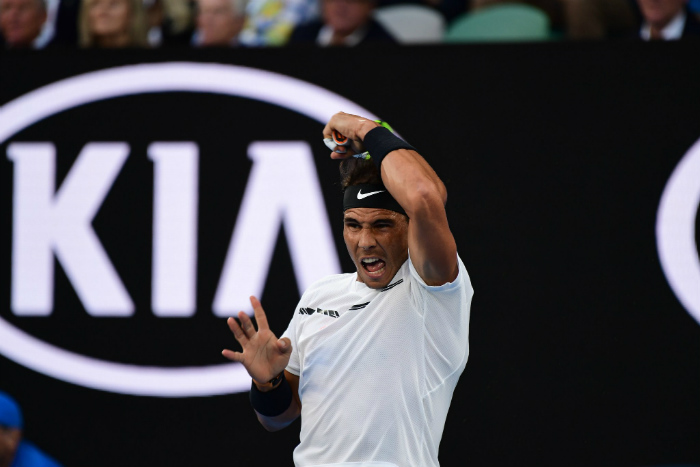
[277,337,292,354]
[323,138,337,151]
[322,121,332,140]
[330,151,352,160]
[221,349,244,362]
[226,317,248,346]
[238,310,256,337]
[323,112,348,139]
[249,296,269,331]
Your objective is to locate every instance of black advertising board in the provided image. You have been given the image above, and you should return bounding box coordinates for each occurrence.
[0,42,699,467]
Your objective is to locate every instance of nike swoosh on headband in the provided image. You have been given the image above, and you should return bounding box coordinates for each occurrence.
[357,189,385,199]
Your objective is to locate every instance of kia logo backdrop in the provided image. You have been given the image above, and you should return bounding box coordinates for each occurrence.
[1,62,375,397]
[1,45,699,467]
[657,136,700,324]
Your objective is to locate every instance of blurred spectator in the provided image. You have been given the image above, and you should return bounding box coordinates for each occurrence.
[31,0,82,47]
[288,0,396,45]
[0,0,48,47]
[562,0,639,39]
[78,0,148,47]
[636,0,700,39]
[144,0,194,46]
[238,0,318,46]
[144,0,164,44]
[162,0,194,34]
[192,0,245,45]
[0,391,62,467]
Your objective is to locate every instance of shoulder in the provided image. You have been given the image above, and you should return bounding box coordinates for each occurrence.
[683,11,700,37]
[302,272,356,296]
[288,20,324,43]
[363,18,399,44]
[13,441,62,467]
[407,253,473,296]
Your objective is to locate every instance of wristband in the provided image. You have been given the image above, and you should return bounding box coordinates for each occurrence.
[362,125,417,170]
[249,373,293,417]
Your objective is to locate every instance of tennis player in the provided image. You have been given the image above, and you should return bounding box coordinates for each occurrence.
[223,111,473,467]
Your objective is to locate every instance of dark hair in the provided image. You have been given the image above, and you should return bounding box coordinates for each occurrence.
[339,158,382,189]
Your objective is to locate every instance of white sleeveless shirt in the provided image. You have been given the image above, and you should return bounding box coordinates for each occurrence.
[282,254,473,467]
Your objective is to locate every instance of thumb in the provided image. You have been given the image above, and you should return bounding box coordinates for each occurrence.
[277,337,292,354]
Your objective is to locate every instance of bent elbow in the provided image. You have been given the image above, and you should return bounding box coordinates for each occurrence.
[405,182,446,217]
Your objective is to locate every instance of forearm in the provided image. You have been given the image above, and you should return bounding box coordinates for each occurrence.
[380,149,447,216]
[255,398,301,431]
[354,121,447,217]
[355,118,457,285]
[250,370,301,432]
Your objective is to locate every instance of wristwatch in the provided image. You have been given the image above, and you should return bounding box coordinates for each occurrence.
[267,372,285,387]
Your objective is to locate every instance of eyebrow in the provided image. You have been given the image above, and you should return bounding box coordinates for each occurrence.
[343,217,395,225]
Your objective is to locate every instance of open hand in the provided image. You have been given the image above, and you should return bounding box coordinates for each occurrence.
[222,296,291,384]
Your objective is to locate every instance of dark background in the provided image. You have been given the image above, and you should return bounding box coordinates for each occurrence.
[1,42,699,467]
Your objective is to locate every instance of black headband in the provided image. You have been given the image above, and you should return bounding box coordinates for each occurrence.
[343,184,406,216]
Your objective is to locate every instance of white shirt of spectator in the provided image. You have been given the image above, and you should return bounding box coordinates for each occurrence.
[640,9,686,40]
[316,23,368,46]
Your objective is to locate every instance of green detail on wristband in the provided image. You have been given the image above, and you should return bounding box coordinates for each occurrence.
[353,151,371,160]
[374,120,394,133]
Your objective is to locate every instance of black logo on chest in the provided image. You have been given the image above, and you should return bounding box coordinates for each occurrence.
[298,307,340,318]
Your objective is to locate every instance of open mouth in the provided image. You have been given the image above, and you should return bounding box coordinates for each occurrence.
[361,257,386,277]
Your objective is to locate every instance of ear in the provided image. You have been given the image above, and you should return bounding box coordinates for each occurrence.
[8,428,22,446]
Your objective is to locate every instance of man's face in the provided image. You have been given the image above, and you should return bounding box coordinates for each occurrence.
[636,0,688,28]
[0,426,21,467]
[0,0,46,47]
[343,208,409,289]
[196,0,243,45]
[88,0,130,37]
[322,0,374,36]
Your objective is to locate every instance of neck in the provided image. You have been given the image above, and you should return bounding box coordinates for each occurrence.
[649,9,685,38]
[649,24,664,39]
[330,29,351,46]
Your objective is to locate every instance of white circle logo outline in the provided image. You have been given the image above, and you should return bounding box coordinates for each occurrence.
[656,137,700,325]
[0,62,379,397]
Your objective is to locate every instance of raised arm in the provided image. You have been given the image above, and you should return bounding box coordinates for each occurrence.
[223,296,301,431]
[324,113,458,286]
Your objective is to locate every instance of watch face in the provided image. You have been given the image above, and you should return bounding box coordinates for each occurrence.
[271,373,285,385]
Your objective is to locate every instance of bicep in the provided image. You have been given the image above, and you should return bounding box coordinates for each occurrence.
[407,196,458,286]
[381,149,458,285]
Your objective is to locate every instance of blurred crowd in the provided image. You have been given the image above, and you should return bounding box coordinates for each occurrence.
[0,0,699,49]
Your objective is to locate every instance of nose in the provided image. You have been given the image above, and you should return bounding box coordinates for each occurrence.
[358,227,377,250]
